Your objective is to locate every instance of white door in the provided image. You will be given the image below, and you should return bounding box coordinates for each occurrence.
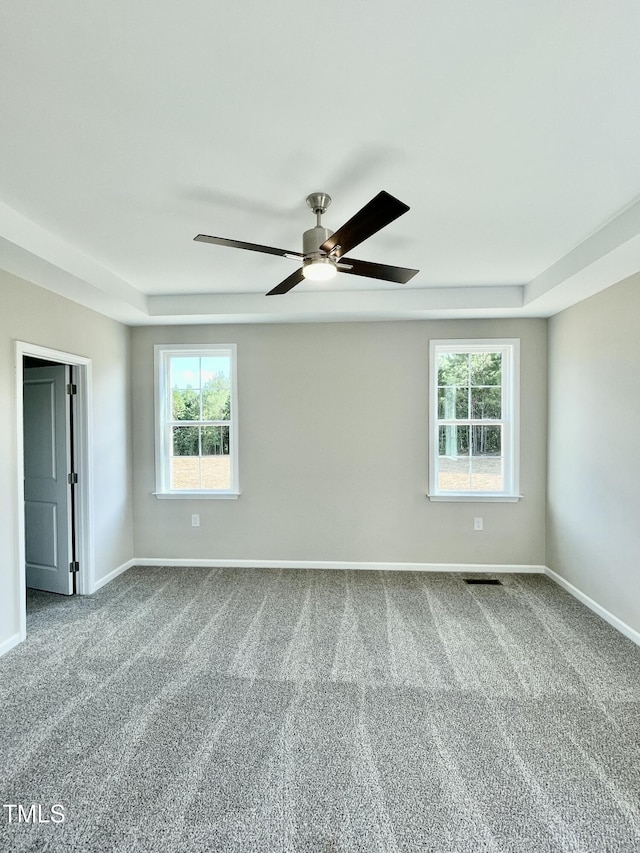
[23,365,73,595]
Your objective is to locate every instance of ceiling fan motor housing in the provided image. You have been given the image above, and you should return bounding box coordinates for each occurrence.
[303,225,333,259]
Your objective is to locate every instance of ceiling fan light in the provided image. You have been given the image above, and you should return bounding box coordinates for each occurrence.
[302,258,337,281]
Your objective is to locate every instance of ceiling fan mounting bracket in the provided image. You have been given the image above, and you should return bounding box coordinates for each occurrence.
[306,192,331,215]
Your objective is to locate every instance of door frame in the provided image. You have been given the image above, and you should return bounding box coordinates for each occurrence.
[15,341,94,639]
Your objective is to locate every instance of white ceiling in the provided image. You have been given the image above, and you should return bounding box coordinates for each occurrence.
[1,1,639,325]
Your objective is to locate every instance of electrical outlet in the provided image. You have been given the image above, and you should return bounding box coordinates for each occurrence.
[474,517,483,531]
[191,514,200,528]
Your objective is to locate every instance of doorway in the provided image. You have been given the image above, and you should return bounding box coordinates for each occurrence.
[23,358,76,595]
[15,342,94,641]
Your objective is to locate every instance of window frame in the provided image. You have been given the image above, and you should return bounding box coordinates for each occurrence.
[154,343,240,499]
[428,338,520,502]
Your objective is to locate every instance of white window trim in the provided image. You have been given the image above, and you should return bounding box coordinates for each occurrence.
[154,343,240,499]
[428,338,521,502]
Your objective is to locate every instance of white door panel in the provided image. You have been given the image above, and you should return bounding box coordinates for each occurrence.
[25,501,58,567]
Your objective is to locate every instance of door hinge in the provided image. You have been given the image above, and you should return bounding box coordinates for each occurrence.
[69,561,80,574]
[68,472,78,485]
[66,383,77,395]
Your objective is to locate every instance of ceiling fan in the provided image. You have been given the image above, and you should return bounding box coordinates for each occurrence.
[194,190,419,296]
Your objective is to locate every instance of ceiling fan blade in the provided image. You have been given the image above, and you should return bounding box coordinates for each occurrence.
[319,191,410,259]
[338,257,419,284]
[194,234,303,260]
[266,267,305,296]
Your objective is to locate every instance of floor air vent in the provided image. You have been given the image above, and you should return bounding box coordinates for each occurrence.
[464,578,502,585]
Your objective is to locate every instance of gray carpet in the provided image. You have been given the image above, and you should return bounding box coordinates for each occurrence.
[1,567,640,852]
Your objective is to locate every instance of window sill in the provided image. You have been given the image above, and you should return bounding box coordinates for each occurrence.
[153,491,241,500]
[427,493,522,503]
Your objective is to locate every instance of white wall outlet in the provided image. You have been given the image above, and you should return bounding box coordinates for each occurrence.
[474,517,483,531]
[191,513,200,527]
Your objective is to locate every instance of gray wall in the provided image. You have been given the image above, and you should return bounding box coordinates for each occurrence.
[547,274,640,635]
[0,270,134,652]
[132,319,547,566]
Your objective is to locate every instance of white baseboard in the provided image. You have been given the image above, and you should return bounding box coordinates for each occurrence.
[92,558,137,592]
[83,558,544,600]
[133,558,545,574]
[545,567,640,648]
[0,632,23,658]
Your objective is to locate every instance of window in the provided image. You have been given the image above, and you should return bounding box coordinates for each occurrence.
[429,339,519,501]
[154,344,239,498]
